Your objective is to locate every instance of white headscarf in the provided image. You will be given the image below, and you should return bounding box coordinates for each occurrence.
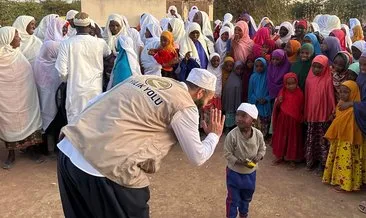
[188,6,199,22]
[169,18,185,44]
[34,14,59,41]
[279,21,294,43]
[215,26,231,61]
[160,18,171,31]
[207,52,222,96]
[352,40,366,62]
[141,38,162,76]
[349,18,361,37]
[144,23,162,45]
[0,26,42,141]
[198,11,213,40]
[44,17,67,42]
[140,13,161,43]
[214,19,222,29]
[108,35,141,90]
[311,22,320,32]
[179,22,209,66]
[66,10,79,20]
[12,15,43,65]
[341,24,353,51]
[315,14,341,37]
[258,17,274,28]
[167,5,182,20]
[222,13,234,35]
[102,14,128,53]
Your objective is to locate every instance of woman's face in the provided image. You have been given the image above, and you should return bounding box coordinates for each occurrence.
[255,60,264,73]
[109,20,121,35]
[279,26,289,37]
[189,30,200,42]
[312,62,324,76]
[332,55,346,74]
[234,26,243,40]
[10,30,21,49]
[352,46,362,60]
[221,32,229,42]
[339,85,351,102]
[26,19,36,35]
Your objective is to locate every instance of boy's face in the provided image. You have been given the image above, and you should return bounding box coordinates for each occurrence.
[352,46,362,60]
[210,56,220,68]
[236,111,254,129]
[347,70,358,81]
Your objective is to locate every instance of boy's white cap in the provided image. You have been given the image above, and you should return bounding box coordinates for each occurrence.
[237,103,258,119]
[66,10,79,20]
[186,68,217,92]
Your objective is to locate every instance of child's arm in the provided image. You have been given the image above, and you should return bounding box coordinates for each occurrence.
[252,131,266,163]
[223,132,240,165]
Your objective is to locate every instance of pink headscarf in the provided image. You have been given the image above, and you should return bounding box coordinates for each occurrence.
[231,21,254,62]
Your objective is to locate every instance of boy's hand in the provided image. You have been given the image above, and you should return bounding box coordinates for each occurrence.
[235,159,247,166]
[252,155,263,163]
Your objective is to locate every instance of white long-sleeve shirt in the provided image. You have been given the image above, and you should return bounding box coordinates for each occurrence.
[58,94,220,177]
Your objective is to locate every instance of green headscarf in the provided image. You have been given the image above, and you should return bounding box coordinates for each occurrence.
[348,62,360,75]
[291,43,315,91]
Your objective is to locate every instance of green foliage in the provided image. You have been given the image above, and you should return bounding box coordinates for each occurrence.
[0,0,81,26]
[214,0,365,26]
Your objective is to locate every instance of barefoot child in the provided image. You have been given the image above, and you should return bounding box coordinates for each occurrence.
[248,57,272,138]
[224,103,266,218]
[148,31,178,78]
[323,80,365,192]
[272,73,305,167]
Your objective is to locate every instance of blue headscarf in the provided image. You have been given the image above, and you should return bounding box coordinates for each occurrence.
[354,72,366,135]
[111,40,132,87]
[248,57,272,117]
[304,33,322,55]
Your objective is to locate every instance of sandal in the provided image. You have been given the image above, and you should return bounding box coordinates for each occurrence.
[359,201,366,214]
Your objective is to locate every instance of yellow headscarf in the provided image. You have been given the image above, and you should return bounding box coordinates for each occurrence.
[222,56,235,88]
[351,25,364,43]
[325,80,364,145]
[161,31,176,54]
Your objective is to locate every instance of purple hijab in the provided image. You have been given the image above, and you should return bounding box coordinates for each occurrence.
[267,49,291,98]
[240,12,257,39]
[322,36,341,65]
[354,72,366,135]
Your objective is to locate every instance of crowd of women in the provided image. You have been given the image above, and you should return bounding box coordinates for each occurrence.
[0,6,366,198]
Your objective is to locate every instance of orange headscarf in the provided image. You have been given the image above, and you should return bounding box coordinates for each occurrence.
[351,25,364,43]
[287,40,301,63]
[161,31,176,54]
[231,21,254,62]
[325,80,363,145]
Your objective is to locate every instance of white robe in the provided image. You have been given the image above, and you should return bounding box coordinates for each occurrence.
[215,26,231,62]
[33,40,61,130]
[55,35,111,123]
[141,37,162,76]
[0,27,42,142]
[12,15,43,66]
[169,18,185,45]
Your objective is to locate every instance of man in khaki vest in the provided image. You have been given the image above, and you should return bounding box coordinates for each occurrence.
[57,68,225,218]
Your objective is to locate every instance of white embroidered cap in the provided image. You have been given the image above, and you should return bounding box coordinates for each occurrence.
[186,68,217,92]
[237,103,259,120]
[73,12,91,27]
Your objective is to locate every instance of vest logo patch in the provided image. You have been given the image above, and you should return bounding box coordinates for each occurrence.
[145,78,172,90]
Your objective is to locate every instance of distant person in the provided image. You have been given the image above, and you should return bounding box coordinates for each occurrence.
[34,14,59,41]
[224,103,266,218]
[12,15,42,66]
[0,27,43,169]
[55,12,111,123]
[166,5,182,20]
[65,10,78,36]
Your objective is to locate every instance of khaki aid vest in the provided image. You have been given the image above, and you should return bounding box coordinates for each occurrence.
[62,76,195,188]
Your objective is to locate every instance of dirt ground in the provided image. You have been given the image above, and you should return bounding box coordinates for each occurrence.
[0,138,365,218]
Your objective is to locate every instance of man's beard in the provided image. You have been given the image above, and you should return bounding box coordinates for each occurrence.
[194,98,204,110]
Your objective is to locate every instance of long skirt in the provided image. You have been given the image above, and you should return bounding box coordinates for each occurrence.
[4,130,43,150]
[323,140,366,191]
[57,152,150,218]
[272,111,304,161]
[305,122,331,168]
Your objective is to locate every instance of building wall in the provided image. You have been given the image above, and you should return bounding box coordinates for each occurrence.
[167,0,214,21]
[81,0,166,27]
